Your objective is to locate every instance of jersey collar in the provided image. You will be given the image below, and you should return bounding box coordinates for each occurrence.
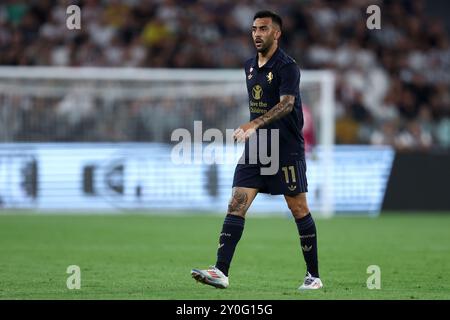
[251,47,281,69]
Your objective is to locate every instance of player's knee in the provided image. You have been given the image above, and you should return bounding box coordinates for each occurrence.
[227,190,249,217]
[227,201,247,217]
[287,201,309,219]
[227,205,247,217]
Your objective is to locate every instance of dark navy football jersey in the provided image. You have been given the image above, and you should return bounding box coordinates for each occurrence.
[244,47,305,162]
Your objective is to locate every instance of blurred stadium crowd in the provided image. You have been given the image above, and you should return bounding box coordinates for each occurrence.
[0,0,449,150]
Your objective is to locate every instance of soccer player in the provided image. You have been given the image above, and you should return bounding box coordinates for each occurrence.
[191,10,323,290]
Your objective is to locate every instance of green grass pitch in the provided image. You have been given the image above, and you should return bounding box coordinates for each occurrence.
[0,212,449,300]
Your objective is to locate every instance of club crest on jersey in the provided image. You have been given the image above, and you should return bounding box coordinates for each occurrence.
[266,71,273,84]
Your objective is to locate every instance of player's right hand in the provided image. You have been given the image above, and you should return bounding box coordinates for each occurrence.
[233,122,257,142]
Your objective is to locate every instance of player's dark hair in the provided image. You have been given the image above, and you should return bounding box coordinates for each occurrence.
[253,10,282,30]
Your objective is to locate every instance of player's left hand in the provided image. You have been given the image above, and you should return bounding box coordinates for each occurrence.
[233,121,257,142]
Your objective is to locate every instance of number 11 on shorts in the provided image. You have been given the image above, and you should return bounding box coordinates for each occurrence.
[282,166,296,183]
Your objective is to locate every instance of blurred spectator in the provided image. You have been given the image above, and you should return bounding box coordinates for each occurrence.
[370,120,398,146]
[395,120,433,151]
[435,118,450,148]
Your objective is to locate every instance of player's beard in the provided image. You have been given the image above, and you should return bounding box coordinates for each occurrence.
[255,38,274,54]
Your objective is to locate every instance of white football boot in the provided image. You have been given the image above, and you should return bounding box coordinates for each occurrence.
[298,272,323,290]
[191,266,229,289]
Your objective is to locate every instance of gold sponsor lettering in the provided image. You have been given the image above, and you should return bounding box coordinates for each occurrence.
[250,107,267,114]
[250,100,267,108]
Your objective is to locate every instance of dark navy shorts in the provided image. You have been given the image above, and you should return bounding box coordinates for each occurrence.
[232,157,308,195]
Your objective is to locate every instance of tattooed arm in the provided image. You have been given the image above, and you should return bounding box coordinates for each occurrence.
[252,95,295,129]
[233,95,295,142]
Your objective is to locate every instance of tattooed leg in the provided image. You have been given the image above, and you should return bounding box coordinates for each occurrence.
[227,187,258,217]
